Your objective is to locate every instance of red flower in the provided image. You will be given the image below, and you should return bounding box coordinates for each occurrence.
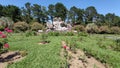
[63,45,67,49]
[1,34,7,38]
[4,27,9,31]
[7,29,13,33]
[0,31,3,35]
[4,43,9,48]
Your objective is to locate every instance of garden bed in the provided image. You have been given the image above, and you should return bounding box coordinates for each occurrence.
[0,51,26,68]
[61,41,109,68]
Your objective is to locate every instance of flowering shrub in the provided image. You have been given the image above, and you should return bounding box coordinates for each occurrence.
[0,28,12,53]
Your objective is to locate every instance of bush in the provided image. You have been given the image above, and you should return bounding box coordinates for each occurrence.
[0,17,14,29]
[40,33,48,43]
[114,38,120,51]
[25,30,37,37]
[31,22,44,31]
[72,25,85,32]
[0,31,9,53]
[47,31,74,36]
[65,32,74,36]
[47,31,60,36]
[13,22,29,32]
[85,23,99,33]
[110,26,120,34]
[99,26,111,34]
[77,32,88,37]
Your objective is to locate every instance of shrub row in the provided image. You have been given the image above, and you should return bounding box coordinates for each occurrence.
[72,23,120,34]
[13,22,44,32]
[47,31,74,36]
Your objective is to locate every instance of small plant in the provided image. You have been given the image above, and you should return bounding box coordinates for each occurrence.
[114,38,120,51]
[47,31,60,36]
[19,50,28,57]
[65,32,74,36]
[77,32,88,37]
[40,33,49,44]
[25,30,37,37]
[67,37,77,53]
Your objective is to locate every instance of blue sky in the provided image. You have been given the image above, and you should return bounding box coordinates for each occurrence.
[0,0,120,16]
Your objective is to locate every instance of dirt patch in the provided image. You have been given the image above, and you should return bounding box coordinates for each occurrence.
[38,41,50,45]
[61,41,109,68]
[0,51,26,68]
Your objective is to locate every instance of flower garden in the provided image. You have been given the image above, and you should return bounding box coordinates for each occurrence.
[0,29,120,68]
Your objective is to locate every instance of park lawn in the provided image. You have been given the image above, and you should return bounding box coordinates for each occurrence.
[7,33,120,68]
[8,34,63,68]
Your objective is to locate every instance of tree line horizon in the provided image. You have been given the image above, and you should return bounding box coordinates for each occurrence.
[0,2,120,26]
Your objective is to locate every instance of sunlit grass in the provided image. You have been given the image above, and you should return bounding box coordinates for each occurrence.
[7,33,120,68]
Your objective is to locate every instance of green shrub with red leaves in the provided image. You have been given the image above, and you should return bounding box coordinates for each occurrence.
[0,28,13,53]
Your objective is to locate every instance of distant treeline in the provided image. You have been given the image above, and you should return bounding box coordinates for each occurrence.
[0,2,120,26]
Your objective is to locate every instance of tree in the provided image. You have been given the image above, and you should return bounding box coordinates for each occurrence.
[32,4,48,23]
[48,4,55,23]
[85,6,98,23]
[55,3,67,21]
[1,5,21,22]
[68,6,84,24]
[96,14,105,26]
[105,13,115,26]
[21,2,32,23]
[0,4,3,17]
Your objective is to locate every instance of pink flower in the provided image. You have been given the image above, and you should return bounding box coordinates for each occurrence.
[1,34,7,38]
[0,31,3,35]
[7,29,13,33]
[63,45,67,49]
[4,27,9,31]
[4,43,9,48]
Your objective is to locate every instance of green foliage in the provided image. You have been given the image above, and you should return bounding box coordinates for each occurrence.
[0,26,4,31]
[31,22,44,31]
[40,33,48,43]
[47,31,60,36]
[13,22,29,32]
[0,33,9,53]
[32,4,48,23]
[77,32,88,37]
[66,37,77,53]
[1,5,21,22]
[72,25,85,32]
[65,32,74,36]
[85,6,97,22]
[21,2,32,23]
[55,3,67,21]
[114,38,120,51]
[85,23,99,33]
[69,6,83,24]
[47,31,74,36]
[25,30,37,37]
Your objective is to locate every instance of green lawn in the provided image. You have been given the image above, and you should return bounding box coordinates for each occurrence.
[8,34,63,68]
[7,33,120,68]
